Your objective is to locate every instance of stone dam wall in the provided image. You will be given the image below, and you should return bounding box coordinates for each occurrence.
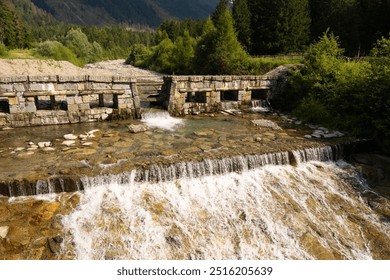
[0,75,140,127]
[163,75,277,116]
[0,67,291,127]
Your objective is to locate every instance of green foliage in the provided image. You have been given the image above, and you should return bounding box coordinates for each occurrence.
[63,28,104,64]
[211,0,229,24]
[126,44,153,66]
[147,35,176,73]
[195,10,249,74]
[248,56,301,74]
[0,42,9,57]
[232,0,251,51]
[171,31,197,74]
[0,1,31,49]
[247,0,310,54]
[277,32,390,153]
[32,40,80,65]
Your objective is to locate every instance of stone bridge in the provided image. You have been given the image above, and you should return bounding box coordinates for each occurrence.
[0,66,289,127]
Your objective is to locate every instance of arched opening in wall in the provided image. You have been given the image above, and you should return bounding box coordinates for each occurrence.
[0,98,10,113]
[186,91,207,103]
[35,96,67,110]
[220,90,239,101]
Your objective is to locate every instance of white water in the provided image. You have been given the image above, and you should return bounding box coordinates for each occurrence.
[251,100,270,112]
[61,147,389,260]
[141,111,184,131]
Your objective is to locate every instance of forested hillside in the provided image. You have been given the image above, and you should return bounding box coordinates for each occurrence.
[30,0,219,27]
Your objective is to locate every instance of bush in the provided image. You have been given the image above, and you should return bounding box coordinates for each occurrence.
[126,44,153,66]
[0,42,8,57]
[33,40,80,65]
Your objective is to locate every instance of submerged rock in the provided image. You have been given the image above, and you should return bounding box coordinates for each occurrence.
[64,134,78,140]
[128,124,148,133]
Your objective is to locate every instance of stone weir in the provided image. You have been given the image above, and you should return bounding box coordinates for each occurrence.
[163,75,276,116]
[0,75,141,127]
[0,142,369,197]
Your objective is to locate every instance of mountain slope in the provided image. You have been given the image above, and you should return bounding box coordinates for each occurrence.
[30,0,219,27]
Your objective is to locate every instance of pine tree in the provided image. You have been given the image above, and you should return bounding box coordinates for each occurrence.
[195,9,249,74]
[232,0,252,51]
[211,0,230,24]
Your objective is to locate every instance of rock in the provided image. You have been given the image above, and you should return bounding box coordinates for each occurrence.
[2,127,13,131]
[48,236,63,254]
[324,133,338,139]
[128,124,148,133]
[43,147,56,152]
[38,142,51,148]
[79,134,88,139]
[255,137,262,142]
[334,131,344,137]
[82,142,94,146]
[251,119,282,130]
[295,121,303,125]
[194,130,212,137]
[63,134,78,140]
[88,129,100,136]
[0,226,9,238]
[14,147,25,152]
[62,140,76,147]
[304,135,312,139]
[28,142,35,146]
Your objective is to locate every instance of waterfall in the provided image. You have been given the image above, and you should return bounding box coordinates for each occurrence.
[141,111,184,131]
[251,100,270,112]
[61,159,389,260]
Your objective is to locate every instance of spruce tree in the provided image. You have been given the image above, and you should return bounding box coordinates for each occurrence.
[232,0,252,51]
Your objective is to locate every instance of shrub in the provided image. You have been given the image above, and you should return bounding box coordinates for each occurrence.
[0,42,8,57]
[33,40,80,65]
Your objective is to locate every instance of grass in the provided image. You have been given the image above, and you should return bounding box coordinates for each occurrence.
[248,56,303,74]
[0,49,37,59]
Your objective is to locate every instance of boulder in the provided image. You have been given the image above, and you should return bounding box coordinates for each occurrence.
[128,124,148,133]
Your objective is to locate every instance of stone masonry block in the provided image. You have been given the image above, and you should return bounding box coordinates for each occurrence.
[0,84,14,92]
[13,84,26,92]
[56,83,78,91]
[67,104,78,112]
[112,84,131,90]
[92,83,111,90]
[29,83,55,92]
[82,95,90,103]
[28,75,57,82]
[78,103,90,110]
[8,97,18,105]
[66,96,75,105]
[25,102,37,113]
